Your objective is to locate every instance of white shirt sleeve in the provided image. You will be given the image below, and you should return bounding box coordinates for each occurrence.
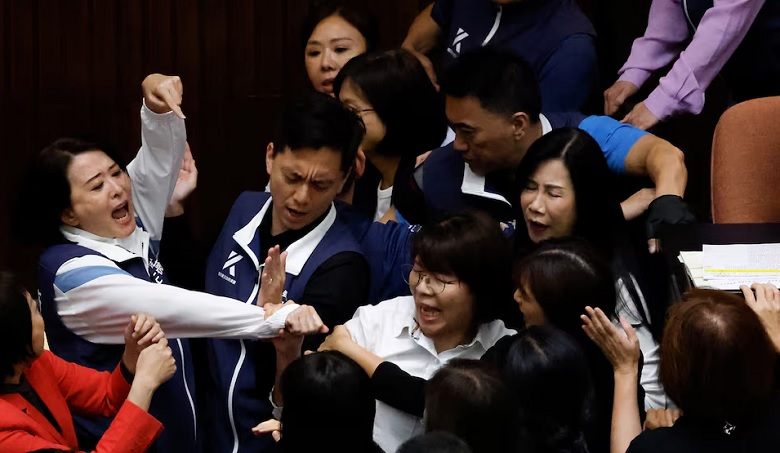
[52,255,298,344]
[127,101,187,241]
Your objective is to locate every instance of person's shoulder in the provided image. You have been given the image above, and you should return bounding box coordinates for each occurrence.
[545,111,588,128]
[425,142,458,166]
[231,190,270,211]
[358,295,415,317]
[477,318,516,347]
[39,243,105,273]
[579,115,647,138]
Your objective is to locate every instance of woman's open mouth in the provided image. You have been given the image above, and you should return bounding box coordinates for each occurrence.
[112,202,130,222]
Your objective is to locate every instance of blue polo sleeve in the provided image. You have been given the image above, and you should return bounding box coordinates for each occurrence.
[578,115,648,174]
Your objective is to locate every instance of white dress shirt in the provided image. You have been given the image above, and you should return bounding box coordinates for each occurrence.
[345,296,515,452]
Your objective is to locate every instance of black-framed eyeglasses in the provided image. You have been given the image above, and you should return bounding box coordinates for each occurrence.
[401,264,458,295]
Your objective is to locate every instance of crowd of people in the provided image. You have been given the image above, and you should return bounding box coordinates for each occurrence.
[3,0,780,452]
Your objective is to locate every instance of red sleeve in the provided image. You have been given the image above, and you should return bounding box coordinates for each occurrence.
[42,351,131,418]
[0,429,71,452]
[0,404,162,453]
[90,401,163,453]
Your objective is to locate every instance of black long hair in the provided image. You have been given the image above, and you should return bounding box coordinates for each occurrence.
[504,325,594,453]
[515,127,669,340]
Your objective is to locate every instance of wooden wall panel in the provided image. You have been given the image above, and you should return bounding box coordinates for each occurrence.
[0,0,427,275]
[0,0,720,287]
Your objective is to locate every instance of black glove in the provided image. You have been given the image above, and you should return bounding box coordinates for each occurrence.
[646,195,696,239]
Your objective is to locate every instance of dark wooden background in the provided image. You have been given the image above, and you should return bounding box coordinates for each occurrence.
[0,0,722,289]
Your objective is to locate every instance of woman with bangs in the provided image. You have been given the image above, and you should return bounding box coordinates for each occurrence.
[302,0,378,96]
[316,210,516,452]
[334,48,448,222]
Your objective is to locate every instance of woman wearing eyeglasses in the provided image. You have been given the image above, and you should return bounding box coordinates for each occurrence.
[334,48,448,222]
[315,210,516,452]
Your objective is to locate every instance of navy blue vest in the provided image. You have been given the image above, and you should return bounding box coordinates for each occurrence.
[437,0,595,74]
[202,191,364,453]
[421,112,585,227]
[684,0,780,102]
[38,243,197,453]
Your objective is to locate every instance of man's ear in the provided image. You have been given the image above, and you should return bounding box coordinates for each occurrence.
[265,142,275,176]
[61,208,79,228]
[510,112,532,141]
[353,148,367,180]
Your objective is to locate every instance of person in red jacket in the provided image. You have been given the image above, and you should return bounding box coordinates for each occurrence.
[0,271,176,452]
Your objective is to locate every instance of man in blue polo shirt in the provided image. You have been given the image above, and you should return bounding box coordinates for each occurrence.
[395,47,692,249]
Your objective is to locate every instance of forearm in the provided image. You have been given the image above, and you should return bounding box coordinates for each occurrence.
[337,341,384,377]
[371,361,427,417]
[271,348,300,407]
[402,4,441,54]
[646,140,687,198]
[611,371,643,453]
[128,102,187,241]
[126,379,156,412]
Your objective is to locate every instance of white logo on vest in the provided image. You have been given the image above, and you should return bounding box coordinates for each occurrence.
[448,28,470,57]
[218,251,243,285]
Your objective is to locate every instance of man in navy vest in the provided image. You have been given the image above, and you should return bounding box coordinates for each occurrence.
[402,0,597,112]
[395,47,692,252]
[203,94,370,453]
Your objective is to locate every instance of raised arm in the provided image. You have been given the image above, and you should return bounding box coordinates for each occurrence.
[128,74,187,241]
[582,307,642,453]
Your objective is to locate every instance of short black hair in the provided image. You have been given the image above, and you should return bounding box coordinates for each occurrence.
[15,137,123,246]
[334,48,447,158]
[439,47,542,122]
[397,432,473,453]
[301,0,379,52]
[280,351,377,452]
[504,325,594,453]
[0,272,36,379]
[411,210,514,327]
[425,359,518,453]
[274,93,365,175]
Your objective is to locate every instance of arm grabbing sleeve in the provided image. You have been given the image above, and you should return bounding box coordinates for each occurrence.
[127,101,187,241]
[643,0,766,120]
[52,255,297,343]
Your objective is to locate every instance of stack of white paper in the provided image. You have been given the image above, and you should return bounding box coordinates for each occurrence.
[694,243,780,290]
